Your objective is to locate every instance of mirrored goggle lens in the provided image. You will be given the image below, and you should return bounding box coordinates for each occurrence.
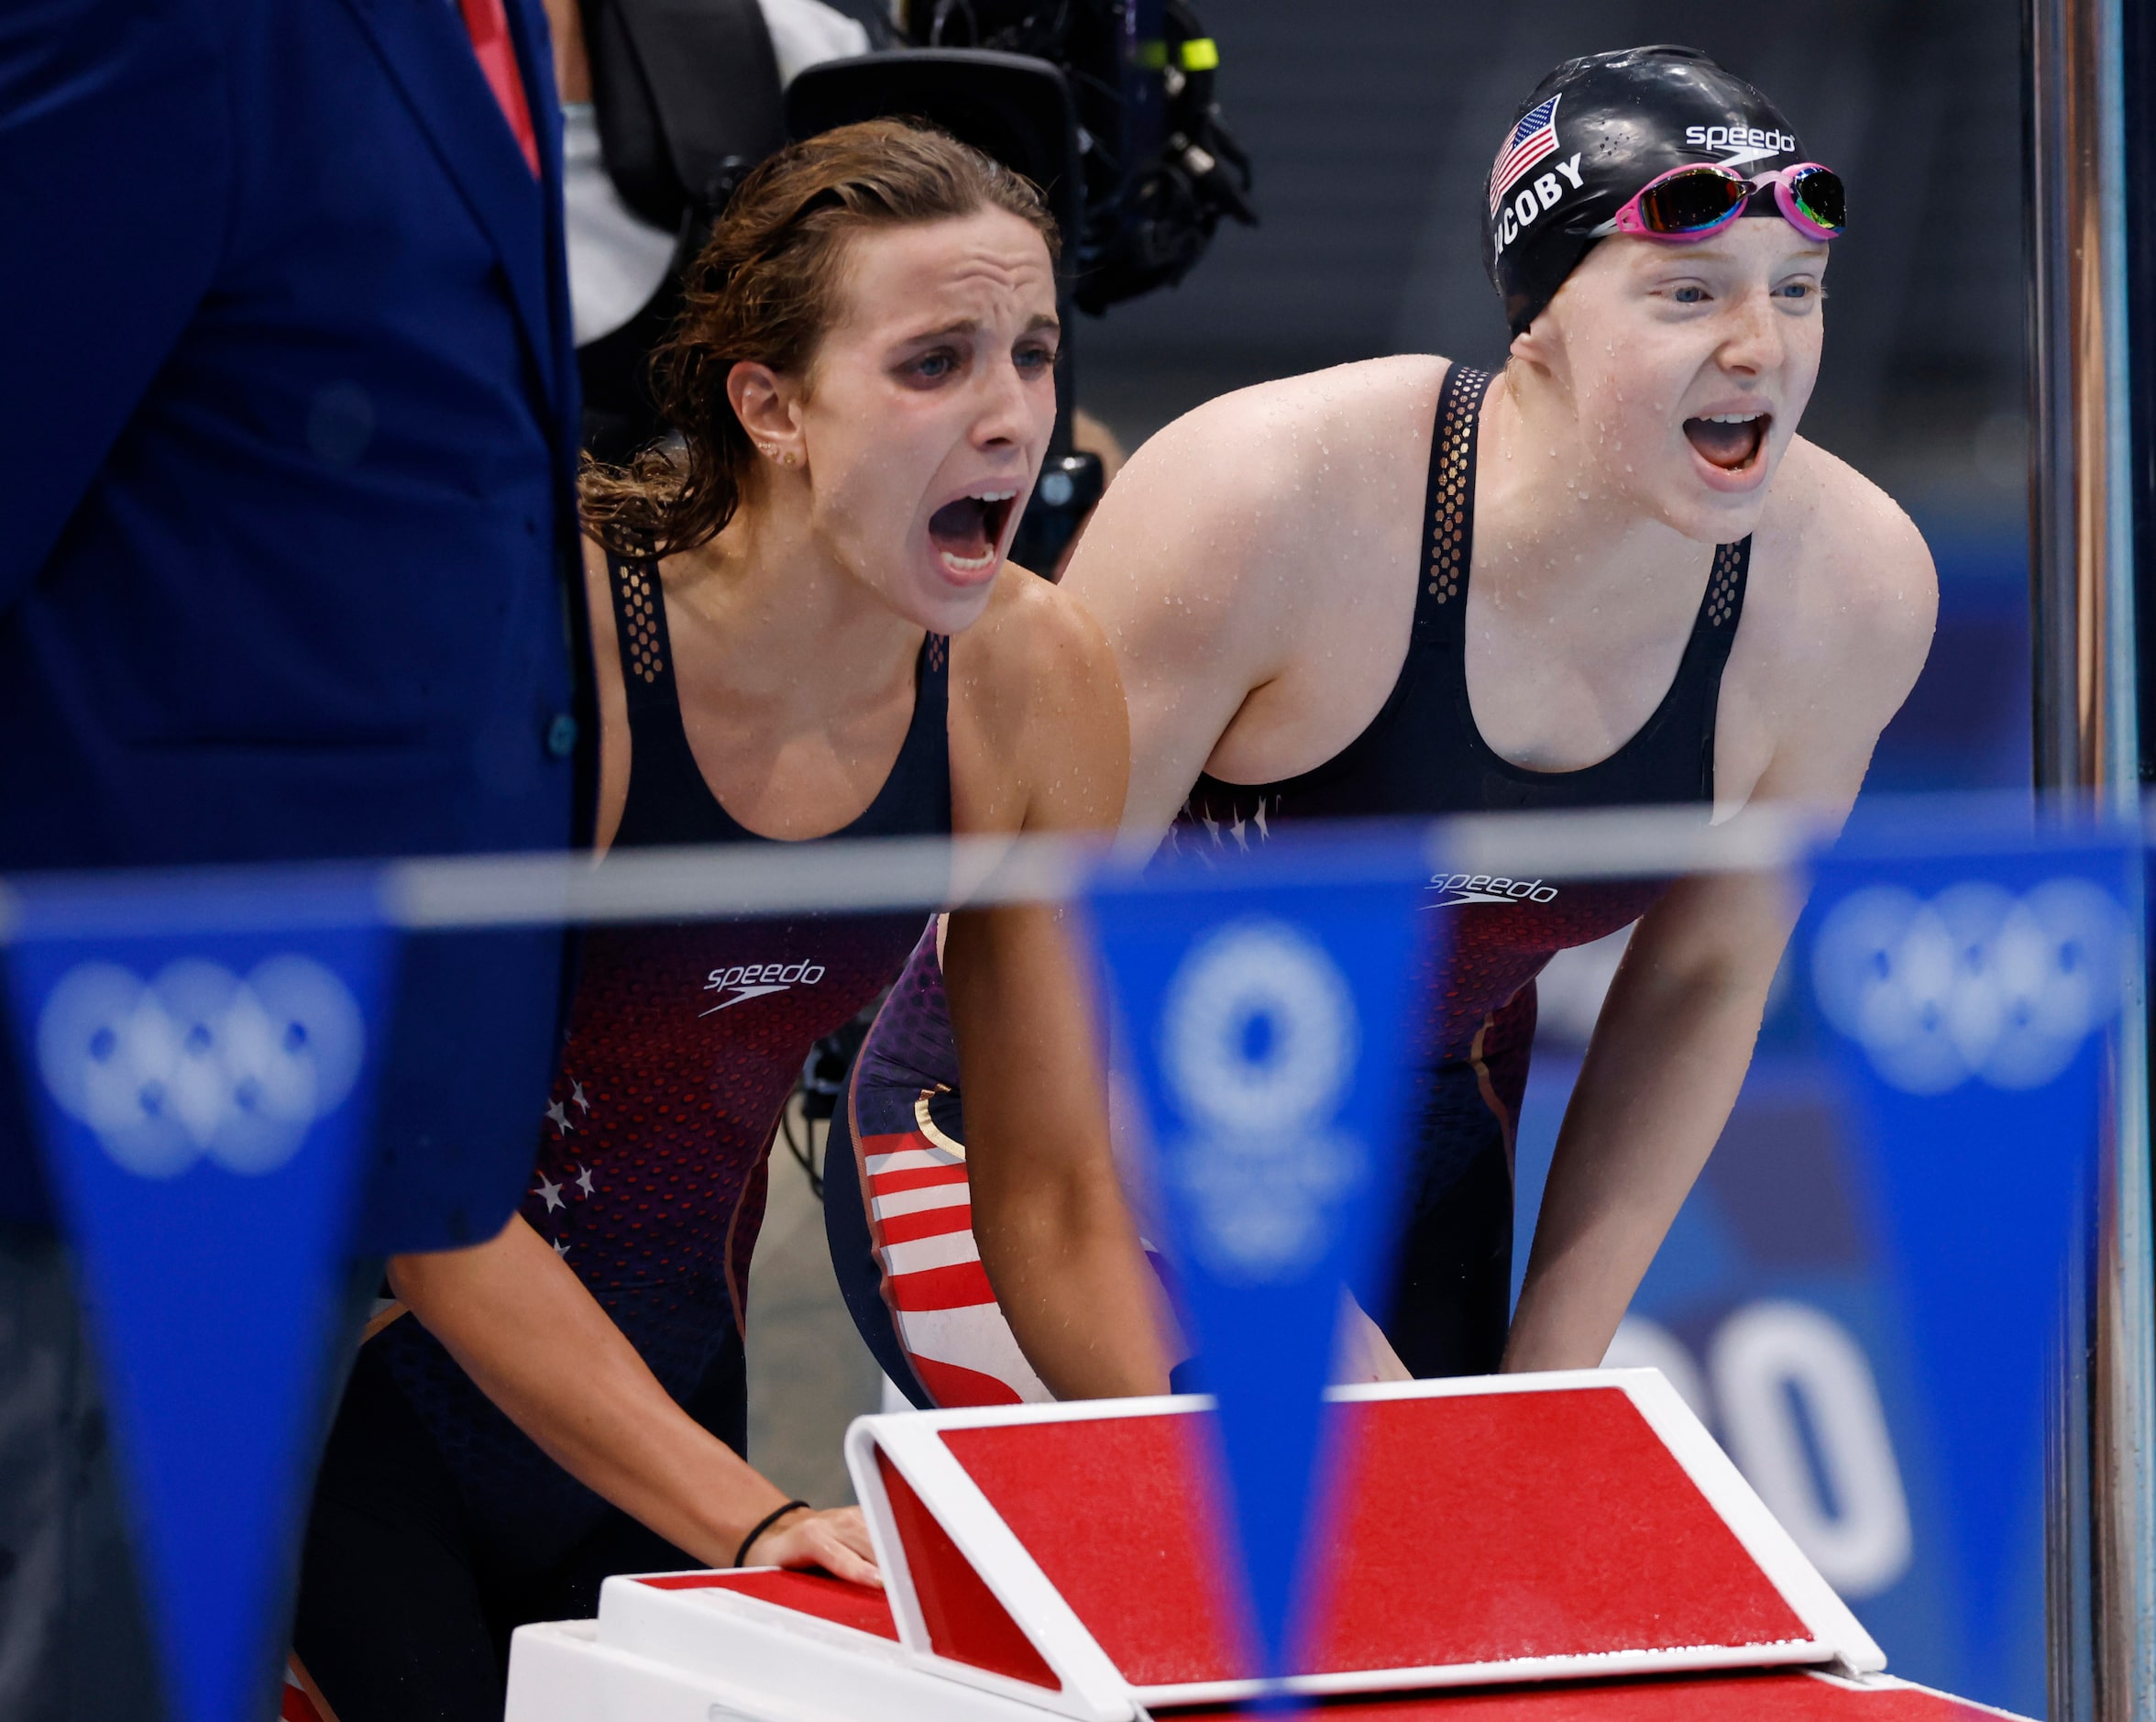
[1785,166,1847,234]
[1635,169,1748,234]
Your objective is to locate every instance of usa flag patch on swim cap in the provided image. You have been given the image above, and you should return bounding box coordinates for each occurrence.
[1490,94,1561,215]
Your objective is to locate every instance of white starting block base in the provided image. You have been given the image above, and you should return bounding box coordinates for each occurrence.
[508,1617,2026,1721]
[505,1374,2032,1722]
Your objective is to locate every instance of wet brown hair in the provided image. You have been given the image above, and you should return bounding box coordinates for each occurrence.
[579,118,1060,559]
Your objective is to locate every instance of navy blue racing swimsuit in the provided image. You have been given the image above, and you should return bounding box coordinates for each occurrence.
[827,362,1749,1400]
[355,546,951,1573]
[297,553,951,1721]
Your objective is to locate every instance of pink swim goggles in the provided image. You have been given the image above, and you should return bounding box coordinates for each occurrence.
[1597,161,1845,243]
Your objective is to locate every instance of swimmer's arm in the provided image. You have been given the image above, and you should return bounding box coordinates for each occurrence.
[1061,402,1303,842]
[1502,861,1800,1372]
[1505,500,1936,1372]
[947,575,1173,1398]
[947,903,1174,1397]
[389,1218,880,1583]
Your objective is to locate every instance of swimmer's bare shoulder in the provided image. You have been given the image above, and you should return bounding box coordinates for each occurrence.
[1064,355,1452,832]
[1722,436,1938,813]
[949,562,1129,836]
[1072,355,1449,622]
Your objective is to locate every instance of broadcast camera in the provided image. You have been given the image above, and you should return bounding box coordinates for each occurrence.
[897,0,1256,316]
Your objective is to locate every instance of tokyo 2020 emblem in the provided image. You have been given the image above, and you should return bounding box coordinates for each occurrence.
[1158,918,1364,1283]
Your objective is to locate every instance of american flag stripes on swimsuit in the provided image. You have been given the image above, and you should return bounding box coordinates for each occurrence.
[851,1085,1051,1407]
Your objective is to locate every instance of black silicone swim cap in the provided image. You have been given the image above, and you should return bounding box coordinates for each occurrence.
[1484,45,1806,337]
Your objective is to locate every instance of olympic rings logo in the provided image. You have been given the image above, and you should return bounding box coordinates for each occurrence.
[36,956,366,1177]
[1158,919,1364,1283]
[1810,878,2127,1095]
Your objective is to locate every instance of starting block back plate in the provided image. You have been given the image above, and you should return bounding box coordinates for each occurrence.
[848,1371,1883,1708]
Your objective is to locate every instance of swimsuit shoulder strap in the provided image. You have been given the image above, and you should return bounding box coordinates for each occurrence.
[1694,535,1752,641]
[604,538,681,721]
[856,629,953,840]
[1413,363,1494,677]
[601,538,738,840]
[1414,362,1495,654]
[1678,533,1752,796]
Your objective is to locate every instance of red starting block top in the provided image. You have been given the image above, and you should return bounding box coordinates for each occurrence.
[501,1373,2030,1722]
[845,1372,1882,1715]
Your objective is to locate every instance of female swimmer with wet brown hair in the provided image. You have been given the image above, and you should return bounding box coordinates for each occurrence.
[291,119,1167,1722]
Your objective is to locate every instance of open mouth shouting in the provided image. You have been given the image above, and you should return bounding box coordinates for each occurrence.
[1682,410,1771,482]
[928,488,1022,578]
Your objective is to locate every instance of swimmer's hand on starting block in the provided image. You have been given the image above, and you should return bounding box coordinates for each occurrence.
[739,1503,883,1588]
[390,1220,883,1589]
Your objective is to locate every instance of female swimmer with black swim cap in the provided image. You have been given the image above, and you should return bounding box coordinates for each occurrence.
[820,46,1934,1407]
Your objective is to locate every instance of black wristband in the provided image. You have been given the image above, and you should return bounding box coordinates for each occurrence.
[733,1499,810,1569]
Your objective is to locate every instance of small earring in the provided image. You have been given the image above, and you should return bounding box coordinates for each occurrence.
[781,452,798,468]
[758,444,776,458]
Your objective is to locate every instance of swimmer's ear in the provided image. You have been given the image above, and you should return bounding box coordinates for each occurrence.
[727,359,808,469]
[1508,313,1559,376]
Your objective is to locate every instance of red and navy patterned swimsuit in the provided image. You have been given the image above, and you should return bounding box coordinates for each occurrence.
[378,547,950,1564]
[830,362,1750,1396]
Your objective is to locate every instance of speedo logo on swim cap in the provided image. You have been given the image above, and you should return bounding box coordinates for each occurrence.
[1426,873,1560,909]
[1686,125,1798,156]
[701,959,826,1013]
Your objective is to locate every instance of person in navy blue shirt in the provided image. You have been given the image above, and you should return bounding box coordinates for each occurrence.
[0,0,588,1711]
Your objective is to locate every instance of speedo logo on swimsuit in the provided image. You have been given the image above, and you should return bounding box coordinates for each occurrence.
[1425,872,1560,909]
[701,960,826,1013]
